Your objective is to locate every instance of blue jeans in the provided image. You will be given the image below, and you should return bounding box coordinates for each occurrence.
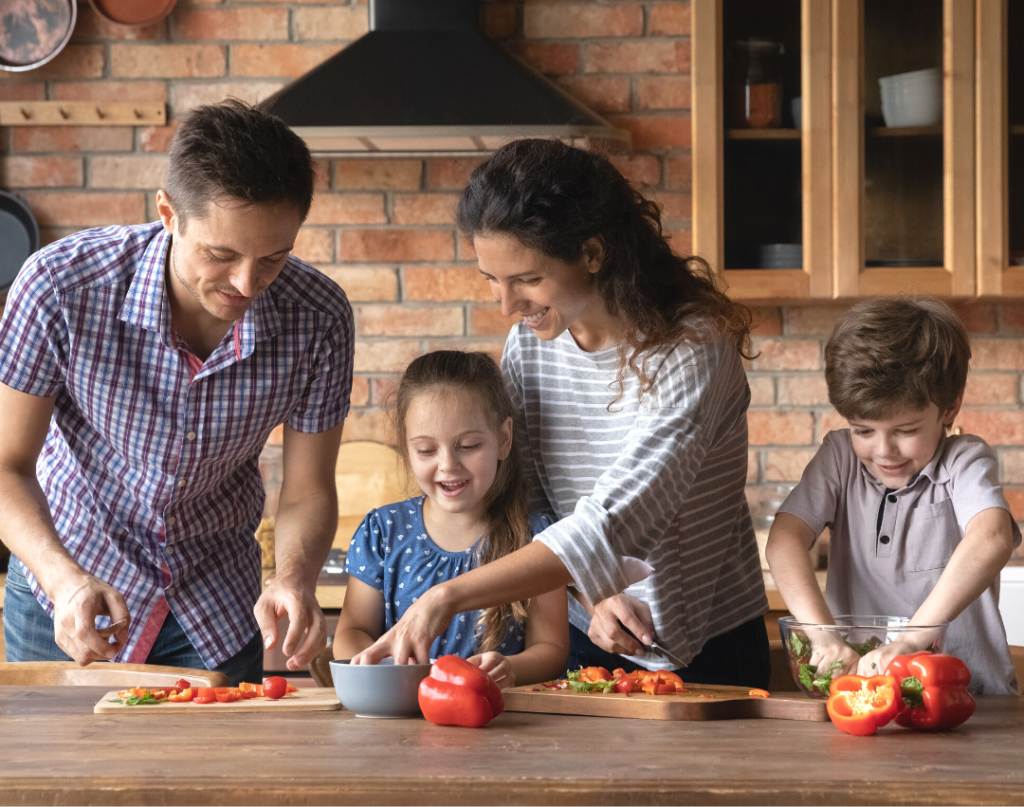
[3,556,263,686]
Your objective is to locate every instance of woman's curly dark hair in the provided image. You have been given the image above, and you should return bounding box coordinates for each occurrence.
[455,139,754,401]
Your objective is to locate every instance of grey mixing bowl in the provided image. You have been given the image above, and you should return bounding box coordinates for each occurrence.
[329,658,432,718]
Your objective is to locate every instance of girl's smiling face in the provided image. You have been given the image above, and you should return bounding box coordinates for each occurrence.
[405,390,512,521]
[847,402,959,488]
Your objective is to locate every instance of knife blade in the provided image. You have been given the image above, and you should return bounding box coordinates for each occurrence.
[617,620,688,669]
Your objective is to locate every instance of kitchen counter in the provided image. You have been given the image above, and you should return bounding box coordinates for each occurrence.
[0,686,1021,805]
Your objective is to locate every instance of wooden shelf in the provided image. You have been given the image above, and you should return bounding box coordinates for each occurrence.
[726,128,801,140]
[867,125,942,137]
[0,101,165,126]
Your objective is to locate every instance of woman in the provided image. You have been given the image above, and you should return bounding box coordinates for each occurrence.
[354,139,770,687]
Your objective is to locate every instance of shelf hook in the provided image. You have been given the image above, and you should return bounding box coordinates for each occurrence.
[95,106,106,120]
[19,107,31,120]
[133,108,144,120]
[58,107,70,120]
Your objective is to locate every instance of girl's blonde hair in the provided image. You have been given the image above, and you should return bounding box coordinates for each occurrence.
[391,350,532,654]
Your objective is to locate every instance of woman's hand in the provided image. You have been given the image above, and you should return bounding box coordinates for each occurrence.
[351,585,456,666]
[467,651,515,689]
[587,593,655,656]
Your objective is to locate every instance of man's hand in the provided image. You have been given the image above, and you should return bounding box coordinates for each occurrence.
[51,574,130,665]
[467,651,515,689]
[587,593,655,656]
[351,585,456,666]
[254,575,326,671]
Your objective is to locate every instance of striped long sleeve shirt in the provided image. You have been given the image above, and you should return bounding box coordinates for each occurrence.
[502,323,767,668]
[0,223,353,668]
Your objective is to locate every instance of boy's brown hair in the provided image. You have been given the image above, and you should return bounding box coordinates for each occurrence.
[825,297,971,420]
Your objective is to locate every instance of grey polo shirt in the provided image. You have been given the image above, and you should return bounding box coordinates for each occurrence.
[779,430,1021,695]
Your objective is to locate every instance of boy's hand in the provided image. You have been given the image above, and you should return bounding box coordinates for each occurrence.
[856,629,937,678]
[807,630,861,677]
[467,651,515,689]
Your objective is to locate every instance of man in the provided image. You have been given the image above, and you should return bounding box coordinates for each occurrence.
[0,100,352,684]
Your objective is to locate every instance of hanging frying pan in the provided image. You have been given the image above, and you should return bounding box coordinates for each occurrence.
[87,0,178,28]
[0,0,76,73]
[0,191,41,294]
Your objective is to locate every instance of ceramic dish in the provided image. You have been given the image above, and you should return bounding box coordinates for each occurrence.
[0,191,40,292]
[329,657,432,718]
[87,0,177,28]
[0,0,76,72]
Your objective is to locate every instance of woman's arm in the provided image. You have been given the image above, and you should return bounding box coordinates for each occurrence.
[332,578,387,660]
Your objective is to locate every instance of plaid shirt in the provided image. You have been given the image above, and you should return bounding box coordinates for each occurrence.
[0,223,353,667]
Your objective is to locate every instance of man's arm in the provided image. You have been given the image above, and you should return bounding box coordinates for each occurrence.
[253,421,343,670]
[0,382,130,663]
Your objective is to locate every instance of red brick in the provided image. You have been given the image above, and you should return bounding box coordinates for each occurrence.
[747,375,775,406]
[39,227,81,248]
[665,154,692,189]
[765,449,816,482]
[962,373,1019,406]
[306,193,386,225]
[636,76,692,110]
[1002,302,1024,333]
[584,41,689,74]
[666,227,692,257]
[557,76,630,113]
[426,158,486,191]
[369,377,399,408]
[335,160,422,191]
[12,127,133,153]
[53,81,167,103]
[747,450,759,483]
[392,194,458,226]
[356,305,463,337]
[350,377,371,408]
[1005,487,1024,523]
[319,267,399,301]
[1002,449,1024,484]
[777,375,830,406]
[339,230,454,263]
[654,191,691,222]
[608,154,661,186]
[426,339,505,366]
[292,229,334,265]
[0,84,45,101]
[955,410,1024,446]
[0,157,82,188]
[174,8,288,40]
[524,4,643,38]
[953,301,997,335]
[784,305,846,336]
[22,192,146,227]
[172,81,285,114]
[312,160,331,192]
[0,46,105,80]
[231,44,344,78]
[73,6,166,40]
[608,115,691,149]
[405,266,492,302]
[140,121,181,153]
[752,338,820,371]
[970,338,1024,371]
[342,409,388,443]
[460,235,478,261]
[353,340,423,373]
[293,7,370,40]
[111,44,226,78]
[508,42,579,75]
[89,156,169,189]
[649,3,691,36]
[749,306,782,336]
[470,306,516,336]
[817,409,848,440]
[482,4,519,39]
[747,411,815,446]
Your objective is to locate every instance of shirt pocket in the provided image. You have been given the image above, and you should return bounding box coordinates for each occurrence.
[904,498,959,573]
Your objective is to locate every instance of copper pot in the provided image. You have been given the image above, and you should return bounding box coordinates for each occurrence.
[87,0,178,28]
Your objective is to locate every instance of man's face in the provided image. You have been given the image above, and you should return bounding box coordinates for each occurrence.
[158,191,303,324]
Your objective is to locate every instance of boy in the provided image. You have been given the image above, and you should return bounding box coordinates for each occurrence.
[766,298,1020,695]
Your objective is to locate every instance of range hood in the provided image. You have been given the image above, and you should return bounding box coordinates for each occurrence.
[261,0,631,157]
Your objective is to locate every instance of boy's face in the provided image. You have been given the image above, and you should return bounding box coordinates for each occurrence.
[848,403,958,489]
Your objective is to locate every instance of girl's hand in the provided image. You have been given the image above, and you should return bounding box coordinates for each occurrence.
[587,593,655,656]
[467,651,515,689]
[350,585,456,666]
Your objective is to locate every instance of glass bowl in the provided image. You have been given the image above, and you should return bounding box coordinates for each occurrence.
[777,615,949,699]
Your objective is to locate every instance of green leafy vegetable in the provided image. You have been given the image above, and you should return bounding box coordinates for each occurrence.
[565,669,616,694]
[787,631,812,660]
[846,635,884,657]
[106,694,163,706]
[796,659,844,696]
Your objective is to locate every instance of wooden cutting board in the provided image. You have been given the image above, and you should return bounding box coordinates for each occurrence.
[502,683,828,722]
[94,687,340,715]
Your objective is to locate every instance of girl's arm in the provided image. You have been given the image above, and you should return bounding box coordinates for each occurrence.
[332,578,386,660]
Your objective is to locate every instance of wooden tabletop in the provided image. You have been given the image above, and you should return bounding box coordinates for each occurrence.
[1,687,1021,805]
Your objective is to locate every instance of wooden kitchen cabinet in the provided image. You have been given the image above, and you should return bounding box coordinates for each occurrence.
[693,0,1023,300]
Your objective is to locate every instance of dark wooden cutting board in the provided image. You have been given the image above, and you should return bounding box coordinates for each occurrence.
[502,683,828,721]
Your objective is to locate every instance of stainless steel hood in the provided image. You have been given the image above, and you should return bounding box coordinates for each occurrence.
[261,0,631,157]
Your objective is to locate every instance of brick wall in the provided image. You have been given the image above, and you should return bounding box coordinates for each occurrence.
[1,0,1021,537]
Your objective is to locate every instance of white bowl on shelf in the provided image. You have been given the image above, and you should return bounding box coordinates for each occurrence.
[879,67,942,127]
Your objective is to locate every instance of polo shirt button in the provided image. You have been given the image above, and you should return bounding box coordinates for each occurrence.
[167,516,176,527]
[166,586,176,597]
[165,546,175,556]
[880,535,891,545]
[187,431,196,441]
[887,494,897,503]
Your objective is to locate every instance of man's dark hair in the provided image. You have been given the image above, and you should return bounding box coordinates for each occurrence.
[166,98,314,230]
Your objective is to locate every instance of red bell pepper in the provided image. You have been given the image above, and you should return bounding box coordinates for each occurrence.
[167,687,197,703]
[826,674,901,736]
[576,666,613,683]
[418,655,504,728]
[885,653,975,730]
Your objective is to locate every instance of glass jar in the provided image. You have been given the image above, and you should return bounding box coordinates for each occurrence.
[727,38,785,129]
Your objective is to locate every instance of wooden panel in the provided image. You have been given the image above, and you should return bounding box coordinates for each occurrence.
[857,266,952,296]
[503,683,827,722]
[0,662,226,688]
[0,102,165,126]
[976,0,1009,295]
[803,0,834,297]
[832,0,863,297]
[945,0,977,296]
[691,0,724,274]
[95,686,340,714]
[1004,265,1024,295]
[721,269,810,300]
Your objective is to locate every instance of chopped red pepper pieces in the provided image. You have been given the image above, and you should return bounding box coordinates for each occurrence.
[826,674,901,736]
[418,655,505,728]
[885,653,975,730]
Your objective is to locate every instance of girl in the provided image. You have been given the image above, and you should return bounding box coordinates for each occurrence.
[353,139,771,689]
[333,350,568,688]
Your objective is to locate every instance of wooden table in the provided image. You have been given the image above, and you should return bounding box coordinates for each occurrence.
[1,687,1021,805]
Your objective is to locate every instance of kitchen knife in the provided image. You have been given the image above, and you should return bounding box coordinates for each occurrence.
[617,620,688,669]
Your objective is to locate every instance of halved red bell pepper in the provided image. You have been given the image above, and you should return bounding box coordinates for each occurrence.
[885,653,975,730]
[826,674,900,736]
[418,655,504,728]
[576,666,613,683]
[167,687,197,703]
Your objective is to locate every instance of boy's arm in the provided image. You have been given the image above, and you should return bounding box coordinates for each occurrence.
[333,578,387,660]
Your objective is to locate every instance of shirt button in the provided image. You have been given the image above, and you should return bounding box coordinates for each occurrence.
[165,546,175,556]
[167,516,176,527]
[187,431,196,441]
[166,586,176,597]
[880,535,891,545]
[887,494,897,503]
